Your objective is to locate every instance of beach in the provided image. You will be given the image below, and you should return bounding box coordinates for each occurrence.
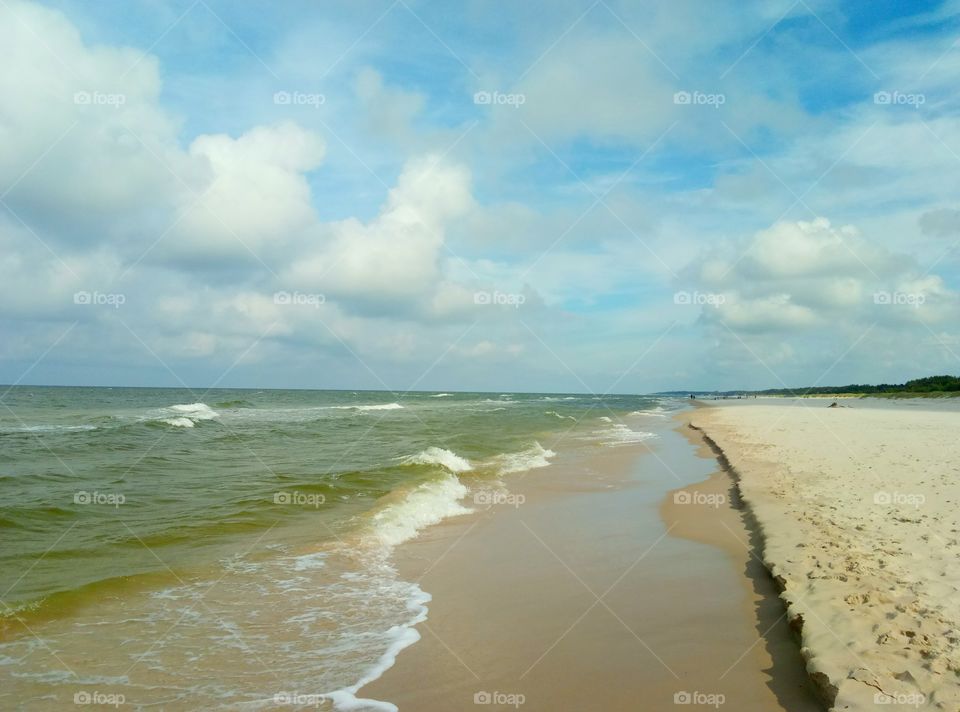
[367,409,822,711]
[688,399,960,710]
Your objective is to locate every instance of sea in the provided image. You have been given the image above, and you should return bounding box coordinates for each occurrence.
[0,386,674,710]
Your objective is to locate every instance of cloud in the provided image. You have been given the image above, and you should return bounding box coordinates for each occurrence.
[161,122,326,264]
[285,154,475,309]
[919,208,960,237]
[686,218,960,375]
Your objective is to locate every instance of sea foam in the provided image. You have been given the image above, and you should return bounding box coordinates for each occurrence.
[159,403,220,427]
[401,447,472,473]
[490,442,556,474]
[369,475,471,549]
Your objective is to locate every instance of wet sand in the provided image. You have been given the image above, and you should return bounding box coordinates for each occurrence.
[365,413,822,711]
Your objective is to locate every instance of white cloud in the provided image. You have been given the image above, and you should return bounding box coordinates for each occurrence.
[285,154,474,306]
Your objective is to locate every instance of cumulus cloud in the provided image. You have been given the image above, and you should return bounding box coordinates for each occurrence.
[285,154,475,309]
[161,122,326,263]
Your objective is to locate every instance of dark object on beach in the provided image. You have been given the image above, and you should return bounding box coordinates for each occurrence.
[689,394,695,399]
[828,402,839,408]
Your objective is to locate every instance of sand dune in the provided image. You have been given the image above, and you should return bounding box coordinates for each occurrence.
[691,401,960,711]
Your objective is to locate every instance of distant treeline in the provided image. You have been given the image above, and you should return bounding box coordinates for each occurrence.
[747,375,960,396]
[663,375,960,397]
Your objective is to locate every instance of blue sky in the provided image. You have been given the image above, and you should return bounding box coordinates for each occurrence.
[3,0,960,392]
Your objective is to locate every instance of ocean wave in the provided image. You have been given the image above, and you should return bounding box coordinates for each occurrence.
[545,410,576,421]
[156,402,220,428]
[489,442,556,475]
[428,393,453,398]
[629,406,667,417]
[213,399,255,408]
[598,416,613,423]
[600,423,656,445]
[330,403,404,412]
[368,476,471,549]
[400,447,472,473]
[1,424,98,433]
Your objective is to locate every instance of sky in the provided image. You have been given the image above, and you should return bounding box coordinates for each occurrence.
[2,0,960,393]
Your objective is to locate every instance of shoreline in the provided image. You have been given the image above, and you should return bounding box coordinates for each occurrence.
[365,410,822,711]
[688,400,960,711]
[663,410,822,710]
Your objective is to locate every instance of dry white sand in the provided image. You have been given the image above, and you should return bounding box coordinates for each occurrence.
[691,401,960,710]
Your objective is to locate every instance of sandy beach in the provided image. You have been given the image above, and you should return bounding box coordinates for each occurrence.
[366,413,822,711]
[689,400,960,710]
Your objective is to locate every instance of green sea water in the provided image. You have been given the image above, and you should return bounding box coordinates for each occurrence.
[0,386,668,710]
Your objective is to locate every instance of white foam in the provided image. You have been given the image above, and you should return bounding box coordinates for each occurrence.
[368,476,471,549]
[598,416,613,423]
[322,588,431,712]
[157,403,220,427]
[629,407,666,418]
[168,403,220,420]
[601,424,656,445]
[4,424,98,433]
[489,442,556,475]
[401,447,473,473]
[331,403,404,412]
[428,393,453,398]
[545,410,576,421]
[292,552,327,571]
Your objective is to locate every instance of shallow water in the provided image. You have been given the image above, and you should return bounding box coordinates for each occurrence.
[0,386,670,709]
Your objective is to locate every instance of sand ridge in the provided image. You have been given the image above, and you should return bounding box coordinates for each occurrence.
[691,402,960,711]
